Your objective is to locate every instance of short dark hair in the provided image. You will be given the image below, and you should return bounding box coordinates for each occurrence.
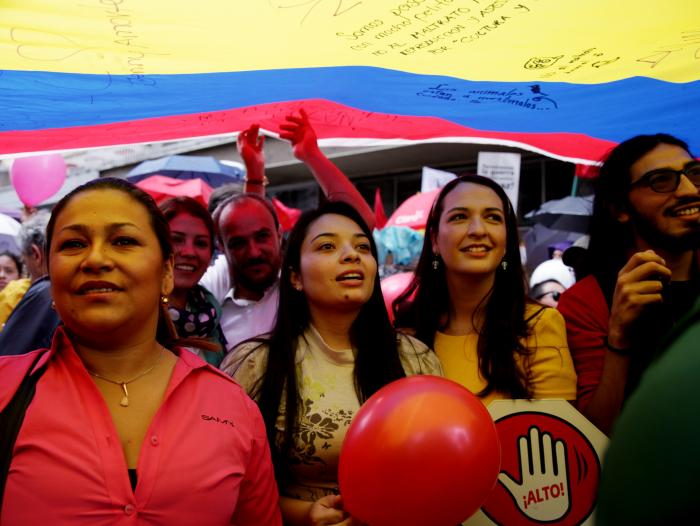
[207,182,242,215]
[212,193,280,244]
[586,133,692,289]
[394,174,532,398]
[159,196,215,256]
[0,250,22,276]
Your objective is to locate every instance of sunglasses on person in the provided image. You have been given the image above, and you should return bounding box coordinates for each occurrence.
[536,290,561,302]
[630,161,700,193]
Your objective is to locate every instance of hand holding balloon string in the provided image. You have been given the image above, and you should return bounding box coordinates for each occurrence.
[308,494,364,526]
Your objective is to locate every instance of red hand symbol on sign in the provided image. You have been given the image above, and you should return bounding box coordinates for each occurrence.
[498,426,571,522]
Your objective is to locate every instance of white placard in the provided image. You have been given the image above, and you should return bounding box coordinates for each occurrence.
[477,152,522,214]
[420,166,456,192]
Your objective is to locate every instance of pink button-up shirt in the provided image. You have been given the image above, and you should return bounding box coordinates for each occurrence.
[0,328,281,525]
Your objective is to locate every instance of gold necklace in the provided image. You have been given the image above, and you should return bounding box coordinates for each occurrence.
[87,347,165,407]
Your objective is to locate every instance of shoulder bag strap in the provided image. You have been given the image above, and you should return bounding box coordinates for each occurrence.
[0,353,47,509]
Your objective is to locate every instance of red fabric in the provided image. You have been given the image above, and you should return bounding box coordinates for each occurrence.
[373,187,388,230]
[271,198,301,232]
[0,100,617,163]
[135,175,212,208]
[575,164,601,179]
[0,328,281,526]
[556,275,609,411]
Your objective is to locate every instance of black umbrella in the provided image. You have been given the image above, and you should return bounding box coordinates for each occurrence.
[523,223,582,273]
[525,195,593,234]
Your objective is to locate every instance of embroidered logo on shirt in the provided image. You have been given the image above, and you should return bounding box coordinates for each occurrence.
[201,414,236,428]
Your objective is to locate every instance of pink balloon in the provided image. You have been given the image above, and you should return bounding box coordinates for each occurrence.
[339,376,501,526]
[380,272,414,322]
[10,154,67,206]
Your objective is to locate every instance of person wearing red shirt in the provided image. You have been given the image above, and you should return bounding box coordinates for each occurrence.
[558,134,700,435]
[0,178,281,525]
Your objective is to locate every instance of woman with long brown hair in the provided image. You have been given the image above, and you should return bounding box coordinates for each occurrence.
[223,201,441,526]
[394,175,576,405]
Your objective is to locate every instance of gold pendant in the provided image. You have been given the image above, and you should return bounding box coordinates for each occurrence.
[119,383,129,407]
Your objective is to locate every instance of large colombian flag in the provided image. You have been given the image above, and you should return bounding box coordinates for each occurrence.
[0,0,698,164]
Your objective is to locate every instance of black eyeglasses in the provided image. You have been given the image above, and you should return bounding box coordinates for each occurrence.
[536,291,561,302]
[630,161,700,193]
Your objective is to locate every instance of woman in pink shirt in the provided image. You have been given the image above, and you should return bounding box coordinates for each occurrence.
[0,178,281,525]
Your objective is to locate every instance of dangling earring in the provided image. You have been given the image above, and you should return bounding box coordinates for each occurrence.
[50,300,56,310]
[501,259,508,271]
[432,254,440,270]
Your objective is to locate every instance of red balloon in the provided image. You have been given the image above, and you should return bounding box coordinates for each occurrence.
[380,272,414,322]
[338,376,500,526]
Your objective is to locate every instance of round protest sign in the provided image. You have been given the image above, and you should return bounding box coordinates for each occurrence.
[465,400,608,526]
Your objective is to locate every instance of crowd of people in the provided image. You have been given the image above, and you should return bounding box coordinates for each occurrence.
[0,118,698,524]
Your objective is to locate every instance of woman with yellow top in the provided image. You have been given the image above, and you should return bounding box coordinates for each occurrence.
[0,250,22,292]
[394,174,577,405]
[0,250,28,328]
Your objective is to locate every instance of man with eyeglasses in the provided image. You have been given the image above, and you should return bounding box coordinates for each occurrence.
[557,134,700,435]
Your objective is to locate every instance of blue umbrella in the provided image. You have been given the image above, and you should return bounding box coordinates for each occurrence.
[127,155,244,188]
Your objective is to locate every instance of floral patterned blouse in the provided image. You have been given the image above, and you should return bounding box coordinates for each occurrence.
[223,325,443,501]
